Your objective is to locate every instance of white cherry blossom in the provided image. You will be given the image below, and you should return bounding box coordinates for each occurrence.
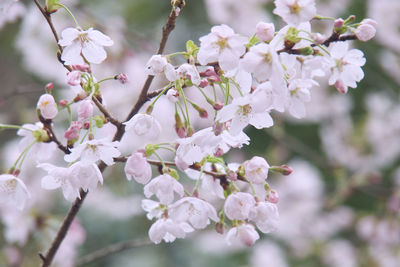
[0,174,30,210]
[59,27,114,65]
[123,114,162,140]
[37,164,80,202]
[145,55,177,82]
[69,162,103,192]
[224,192,256,220]
[37,94,58,119]
[177,63,201,85]
[148,218,193,244]
[124,152,152,184]
[143,174,184,204]
[169,197,219,229]
[249,201,279,233]
[273,0,316,26]
[326,42,366,94]
[241,43,284,83]
[64,138,121,166]
[244,156,270,184]
[216,90,274,135]
[226,223,260,246]
[256,22,275,42]
[197,24,248,71]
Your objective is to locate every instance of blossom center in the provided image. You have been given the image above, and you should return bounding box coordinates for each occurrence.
[238,104,252,116]
[77,32,90,45]
[263,52,272,64]
[217,38,229,50]
[289,1,301,14]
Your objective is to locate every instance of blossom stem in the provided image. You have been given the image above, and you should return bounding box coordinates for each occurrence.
[150,82,174,107]
[97,77,115,84]
[11,140,36,171]
[0,124,34,132]
[193,166,204,193]
[56,3,79,27]
[167,52,186,58]
[176,83,191,128]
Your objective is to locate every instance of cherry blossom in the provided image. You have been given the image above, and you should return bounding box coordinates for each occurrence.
[69,162,103,192]
[273,0,316,25]
[244,156,270,184]
[66,70,81,86]
[177,63,201,85]
[326,42,366,94]
[37,94,58,120]
[169,197,219,229]
[145,54,177,82]
[123,114,162,140]
[148,218,193,244]
[249,201,279,233]
[241,43,283,83]
[256,22,275,42]
[38,163,80,202]
[197,24,248,71]
[224,192,256,220]
[226,224,260,246]
[124,152,152,184]
[64,121,83,141]
[355,19,377,42]
[59,27,114,65]
[143,174,184,204]
[0,174,30,210]
[142,199,164,220]
[216,89,274,135]
[77,99,93,121]
[64,138,121,166]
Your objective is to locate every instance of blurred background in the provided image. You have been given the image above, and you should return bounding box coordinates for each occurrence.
[0,0,400,266]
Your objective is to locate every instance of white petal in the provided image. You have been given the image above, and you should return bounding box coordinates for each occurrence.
[88,29,114,46]
[61,42,84,65]
[59,28,79,46]
[82,42,107,64]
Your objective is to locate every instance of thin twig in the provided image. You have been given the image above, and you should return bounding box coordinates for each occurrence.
[32,0,72,72]
[91,96,121,127]
[76,238,152,266]
[36,2,184,266]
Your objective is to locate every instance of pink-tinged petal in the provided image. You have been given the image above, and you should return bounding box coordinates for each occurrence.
[219,49,239,71]
[61,42,84,65]
[329,42,348,59]
[82,42,107,64]
[88,29,114,46]
[249,112,274,129]
[41,175,61,190]
[58,28,79,46]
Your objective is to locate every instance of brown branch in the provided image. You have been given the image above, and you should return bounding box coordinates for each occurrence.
[91,96,121,127]
[32,0,72,72]
[38,115,70,154]
[76,238,152,266]
[37,2,184,267]
[124,0,184,122]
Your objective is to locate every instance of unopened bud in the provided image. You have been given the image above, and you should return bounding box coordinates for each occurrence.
[334,79,347,94]
[59,99,68,107]
[83,121,90,130]
[216,222,224,234]
[266,190,279,203]
[227,170,237,181]
[115,73,128,84]
[213,102,224,110]
[199,79,209,88]
[146,104,154,115]
[45,82,54,91]
[71,63,90,73]
[175,113,187,138]
[334,18,344,28]
[269,165,293,175]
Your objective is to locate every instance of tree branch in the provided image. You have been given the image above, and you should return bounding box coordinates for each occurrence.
[91,96,121,127]
[76,238,152,266]
[32,0,72,72]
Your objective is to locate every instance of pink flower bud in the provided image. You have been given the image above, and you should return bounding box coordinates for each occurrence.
[269,165,293,175]
[266,190,279,203]
[334,79,347,94]
[78,99,93,120]
[71,63,90,72]
[64,121,82,140]
[355,23,376,42]
[37,94,58,119]
[66,70,81,86]
[45,82,54,91]
[116,73,128,84]
[199,79,209,88]
[334,18,344,28]
[361,18,377,28]
[175,124,187,138]
[244,156,270,184]
[227,170,237,181]
[59,99,68,107]
[213,102,224,110]
[256,22,275,42]
[83,121,90,129]
[215,222,224,234]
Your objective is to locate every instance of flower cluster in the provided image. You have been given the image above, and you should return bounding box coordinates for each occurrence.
[0,0,377,257]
